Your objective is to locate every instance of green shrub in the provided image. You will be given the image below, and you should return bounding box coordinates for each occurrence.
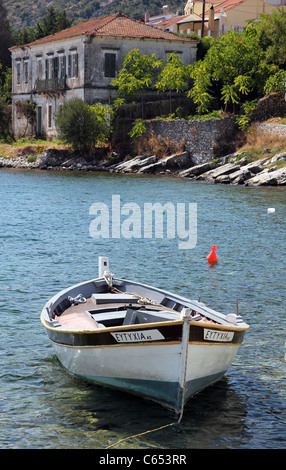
[55,98,110,153]
[27,155,37,162]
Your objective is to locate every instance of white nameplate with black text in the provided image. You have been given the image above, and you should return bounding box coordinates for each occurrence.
[204,328,234,342]
[111,329,165,343]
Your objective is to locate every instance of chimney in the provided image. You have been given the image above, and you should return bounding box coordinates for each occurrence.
[208,6,215,32]
[145,11,150,22]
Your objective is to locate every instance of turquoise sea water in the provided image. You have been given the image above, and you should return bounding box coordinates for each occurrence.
[0,168,285,449]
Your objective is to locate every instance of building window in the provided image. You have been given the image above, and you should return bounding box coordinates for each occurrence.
[104,53,116,78]
[24,60,29,83]
[59,55,66,79]
[45,58,50,79]
[45,56,59,79]
[48,105,52,128]
[68,52,78,78]
[16,61,21,84]
[37,58,42,79]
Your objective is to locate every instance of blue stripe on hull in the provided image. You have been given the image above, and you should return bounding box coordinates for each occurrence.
[185,371,226,401]
[73,370,227,413]
[82,375,182,412]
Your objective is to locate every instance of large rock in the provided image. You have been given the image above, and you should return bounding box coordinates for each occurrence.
[179,161,218,177]
[270,152,286,164]
[221,160,264,184]
[197,162,241,182]
[138,152,191,173]
[114,155,158,172]
[246,167,286,186]
[39,149,70,168]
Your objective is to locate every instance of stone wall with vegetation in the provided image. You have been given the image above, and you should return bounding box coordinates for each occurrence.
[144,116,240,165]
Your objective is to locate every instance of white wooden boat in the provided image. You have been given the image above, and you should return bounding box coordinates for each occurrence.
[41,257,249,420]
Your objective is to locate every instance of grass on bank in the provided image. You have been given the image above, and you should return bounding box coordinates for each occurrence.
[236,123,286,168]
[0,137,70,159]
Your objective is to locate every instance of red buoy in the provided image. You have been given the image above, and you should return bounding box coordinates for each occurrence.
[207,245,218,263]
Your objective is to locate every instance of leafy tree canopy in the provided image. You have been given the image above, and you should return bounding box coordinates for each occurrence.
[246,7,286,69]
[112,48,162,99]
[156,53,188,94]
[0,0,13,69]
[188,8,286,114]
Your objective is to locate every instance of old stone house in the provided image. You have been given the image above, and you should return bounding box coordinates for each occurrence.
[10,13,198,140]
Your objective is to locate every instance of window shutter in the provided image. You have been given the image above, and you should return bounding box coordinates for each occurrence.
[74,54,78,77]
[105,53,116,78]
[63,56,66,78]
[68,55,71,77]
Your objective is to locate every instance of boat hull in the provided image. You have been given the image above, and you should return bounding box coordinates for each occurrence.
[46,324,243,413]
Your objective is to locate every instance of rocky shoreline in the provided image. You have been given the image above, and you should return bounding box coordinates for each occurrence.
[1,147,286,186]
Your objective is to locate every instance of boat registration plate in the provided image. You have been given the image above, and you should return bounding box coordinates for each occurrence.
[111,329,165,343]
[204,328,234,342]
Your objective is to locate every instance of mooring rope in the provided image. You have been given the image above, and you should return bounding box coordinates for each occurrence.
[110,284,160,306]
[105,422,176,449]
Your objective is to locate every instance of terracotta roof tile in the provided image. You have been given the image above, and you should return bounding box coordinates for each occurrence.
[11,13,196,49]
[155,15,188,29]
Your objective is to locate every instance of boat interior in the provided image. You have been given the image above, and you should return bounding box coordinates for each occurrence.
[52,295,185,330]
[45,277,244,331]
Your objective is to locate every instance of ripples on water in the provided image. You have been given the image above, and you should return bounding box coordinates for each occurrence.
[0,169,285,449]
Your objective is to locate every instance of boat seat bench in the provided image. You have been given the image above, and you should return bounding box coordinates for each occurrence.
[90,308,179,327]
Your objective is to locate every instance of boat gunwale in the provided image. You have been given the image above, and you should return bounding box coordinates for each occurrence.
[40,309,249,335]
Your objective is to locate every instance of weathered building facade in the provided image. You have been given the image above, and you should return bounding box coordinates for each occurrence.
[10,13,198,140]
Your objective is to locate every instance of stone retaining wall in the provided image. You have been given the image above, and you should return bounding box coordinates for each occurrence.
[144,116,239,165]
[253,122,286,138]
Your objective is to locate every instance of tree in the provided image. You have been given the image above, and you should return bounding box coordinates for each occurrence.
[1,67,12,103]
[55,98,110,153]
[156,53,188,113]
[0,0,13,70]
[247,8,286,69]
[188,29,265,113]
[112,49,162,117]
[263,68,286,95]
[13,7,73,45]
[187,61,213,114]
[0,63,13,140]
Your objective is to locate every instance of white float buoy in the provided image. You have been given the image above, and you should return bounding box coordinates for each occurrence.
[267,208,275,214]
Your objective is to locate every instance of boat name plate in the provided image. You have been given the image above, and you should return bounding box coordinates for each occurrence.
[111,329,165,343]
[204,328,234,342]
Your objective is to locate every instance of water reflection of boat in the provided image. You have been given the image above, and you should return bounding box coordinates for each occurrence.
[41,256,249,420]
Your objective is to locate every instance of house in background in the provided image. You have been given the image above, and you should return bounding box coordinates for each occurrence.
[155,15,189,32]
[209,0,284,35]
[176,11,210,35]
[184,0,285,36]
[10,13,198,140]
[144,5,178,26]
[152,0,286,37]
